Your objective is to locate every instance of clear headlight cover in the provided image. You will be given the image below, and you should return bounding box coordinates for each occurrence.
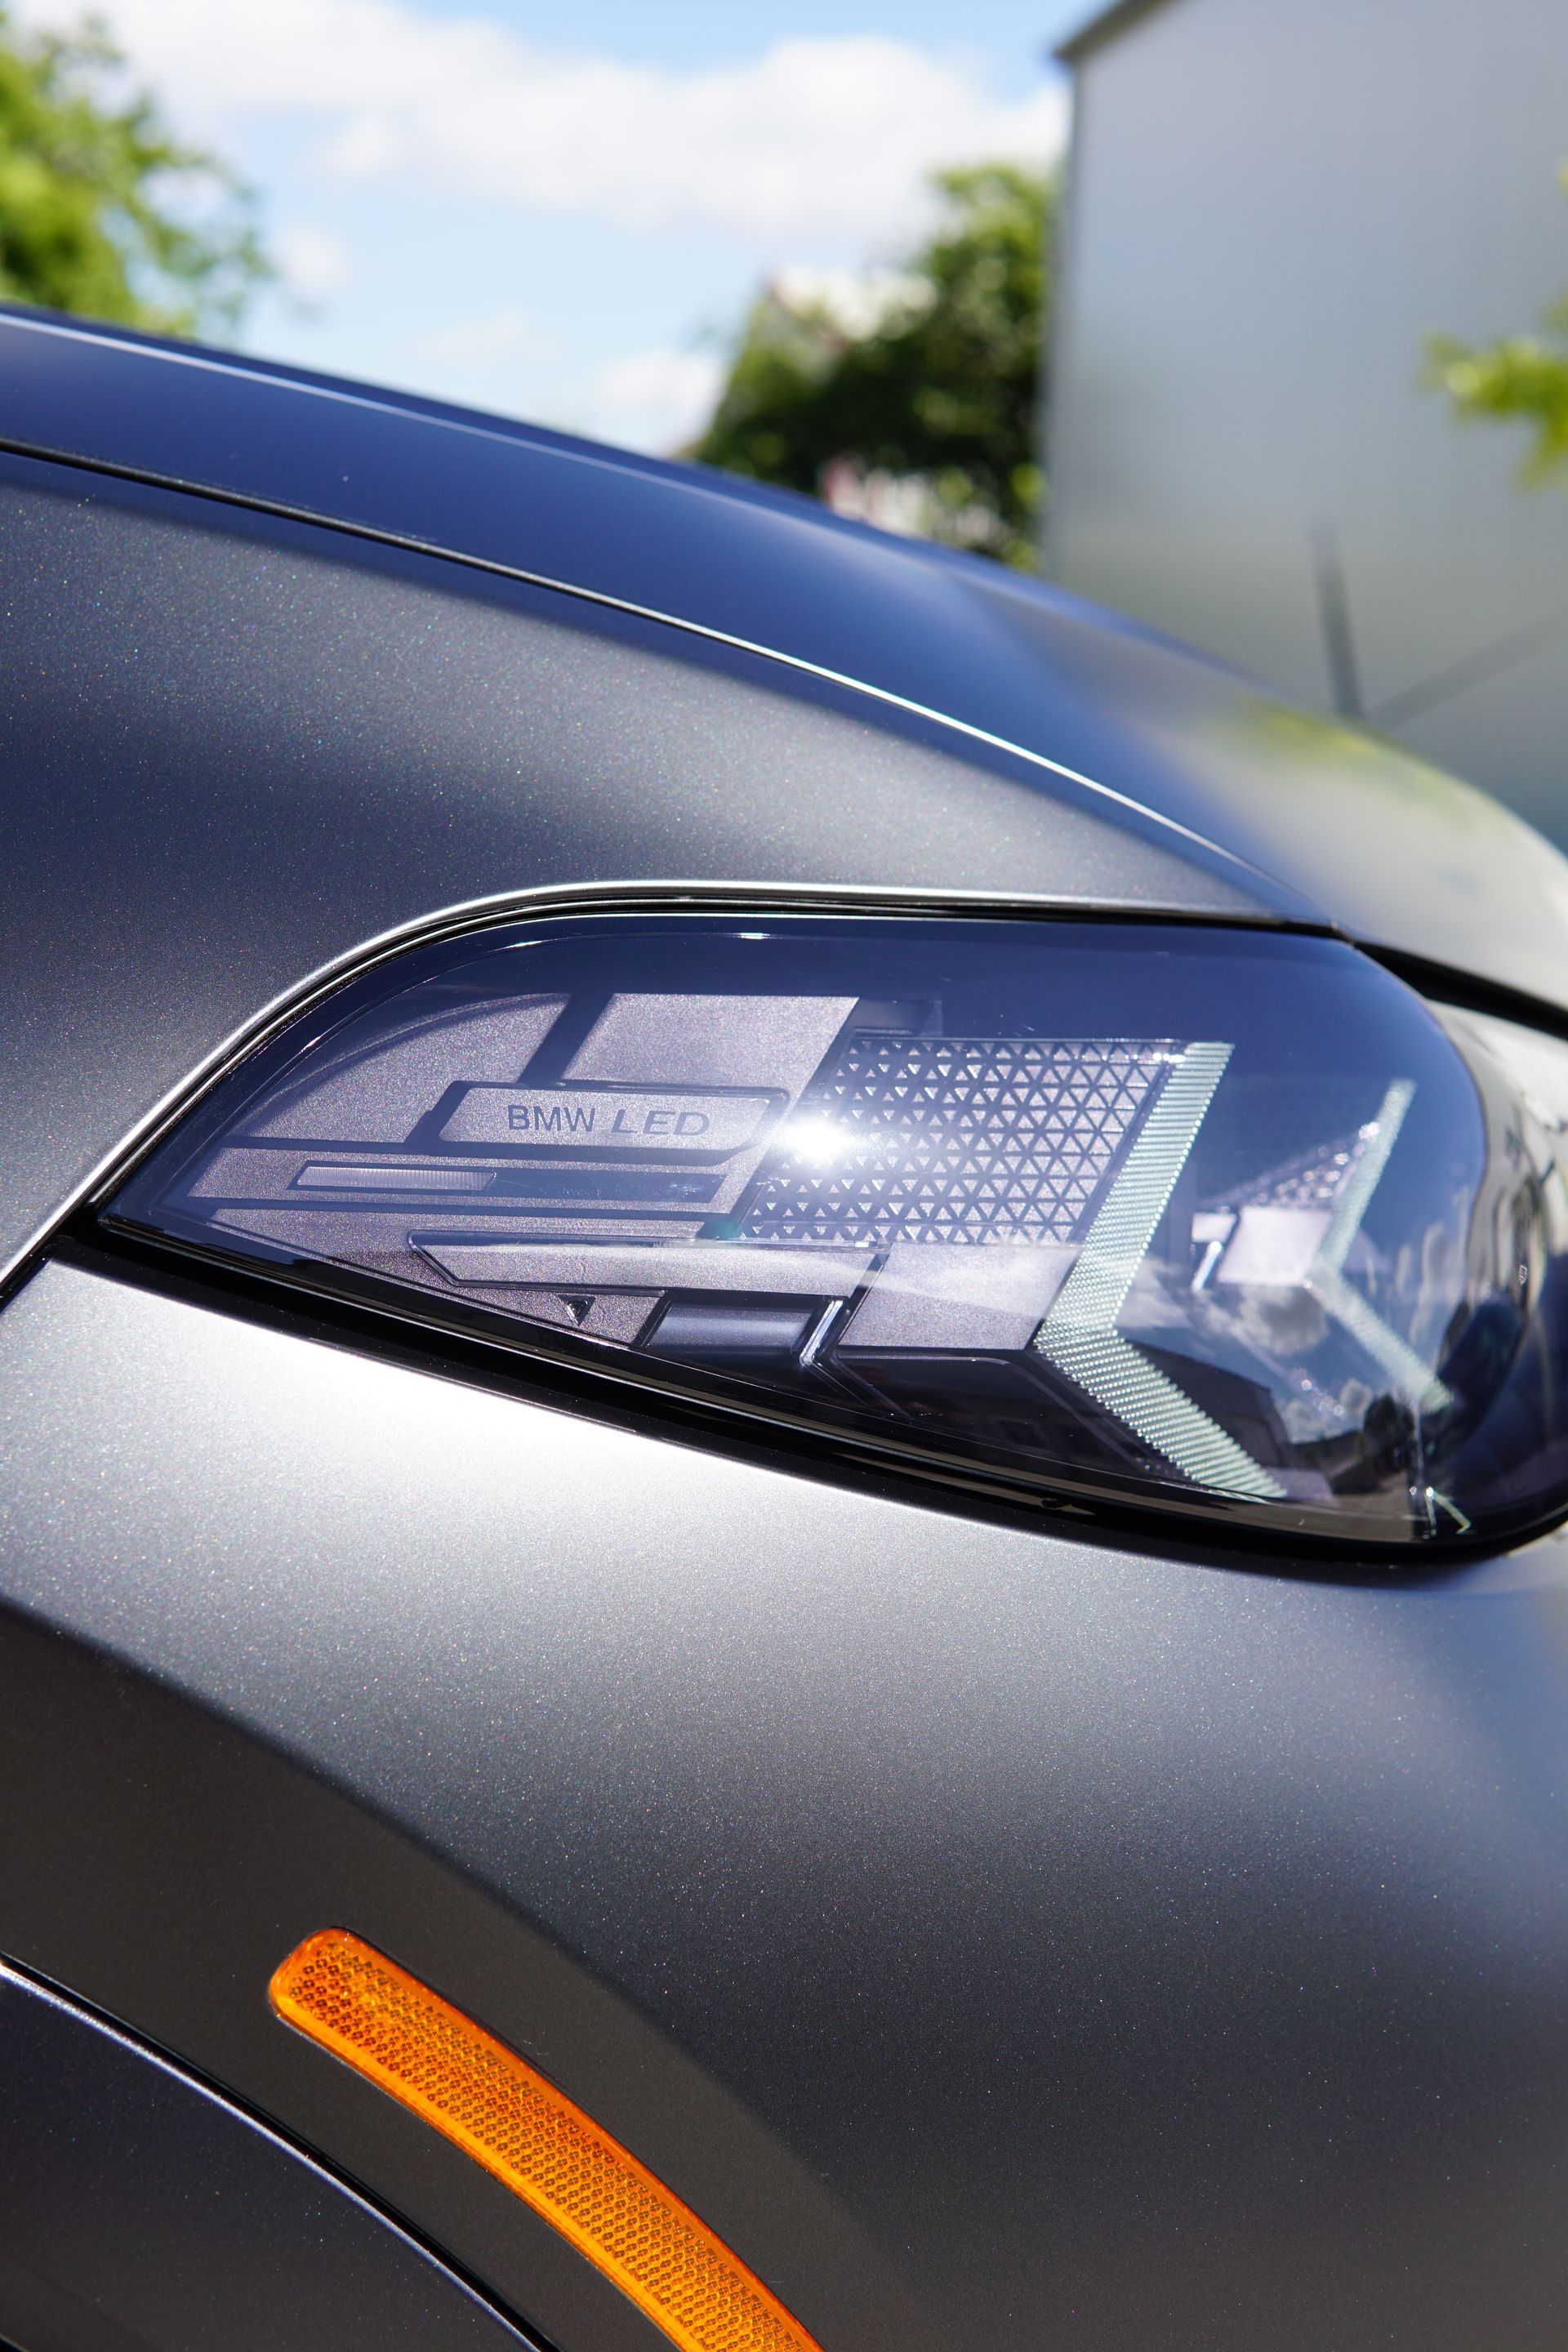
[105,913,1568,1551]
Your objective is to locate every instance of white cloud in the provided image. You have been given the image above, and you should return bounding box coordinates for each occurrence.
[274,223,353,300]
[576,348,725,456]
[52,1,1066,248]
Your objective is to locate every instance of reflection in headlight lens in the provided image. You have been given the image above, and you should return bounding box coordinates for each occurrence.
[105,913,1568,1550]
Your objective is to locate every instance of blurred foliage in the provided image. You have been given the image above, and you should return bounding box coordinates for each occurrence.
[691,163,1053,568]
[0,7,269,337]
[1428,163,1568,486]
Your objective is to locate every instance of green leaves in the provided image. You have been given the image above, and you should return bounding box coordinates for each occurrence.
[0,9,270,340]
[692,163,1054,568]
[1428,164,1568,488]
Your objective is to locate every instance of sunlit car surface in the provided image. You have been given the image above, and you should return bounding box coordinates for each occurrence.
[6,306,1568,2352]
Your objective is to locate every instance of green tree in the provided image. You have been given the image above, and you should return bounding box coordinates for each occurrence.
[692,163,1053,568]
[0,7,269,339]
[1428,165,1568,484]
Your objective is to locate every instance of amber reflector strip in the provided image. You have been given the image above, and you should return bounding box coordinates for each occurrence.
[270,1930,822,2352]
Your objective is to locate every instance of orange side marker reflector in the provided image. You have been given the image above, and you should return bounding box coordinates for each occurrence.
[270,1929,823,2352]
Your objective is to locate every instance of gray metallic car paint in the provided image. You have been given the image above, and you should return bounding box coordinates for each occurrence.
[7,318,1568,2348]
[0,1958,537,2352]
[7,1260,1568,2348]
[6,307,1568,1015]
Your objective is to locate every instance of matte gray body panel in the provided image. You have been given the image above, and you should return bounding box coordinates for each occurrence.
[0,458,1270,1283]
[7,1257,1568,2348]
[0,1958,535,2352]
[7,307,1568,1031]
[7,308,1568,2352]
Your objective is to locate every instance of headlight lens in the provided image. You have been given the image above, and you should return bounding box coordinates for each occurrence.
[105,911,1568,1551]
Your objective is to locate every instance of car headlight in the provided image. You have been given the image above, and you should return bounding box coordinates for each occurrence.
[102,907,1568,1552]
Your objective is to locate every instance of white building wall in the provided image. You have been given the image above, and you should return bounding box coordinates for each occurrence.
[1049,0,1568,845]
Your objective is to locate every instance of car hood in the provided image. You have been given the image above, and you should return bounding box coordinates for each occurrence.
[1,306,1565,1017]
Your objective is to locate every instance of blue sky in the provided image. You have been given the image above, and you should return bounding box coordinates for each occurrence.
[33,0,1085,450]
